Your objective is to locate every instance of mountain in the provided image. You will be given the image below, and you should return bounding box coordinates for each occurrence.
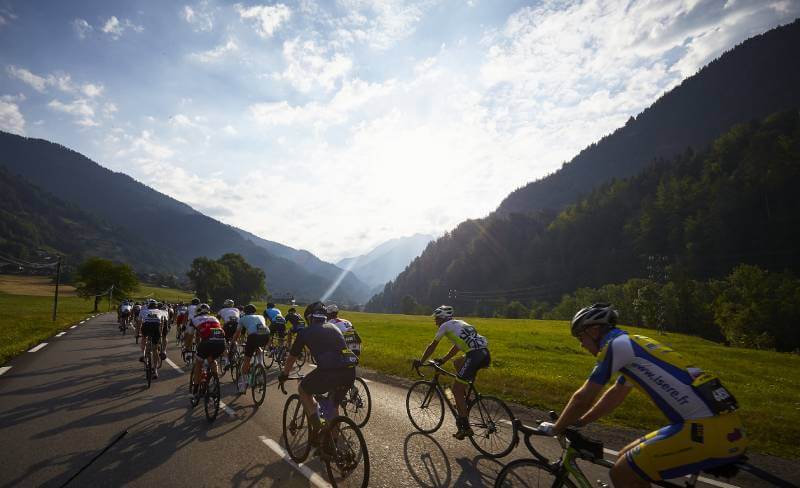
[498,18,800,215]
[0,132,369,304]
[367,19,800,312]
[336,233,434,291]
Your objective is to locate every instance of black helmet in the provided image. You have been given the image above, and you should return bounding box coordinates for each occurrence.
[267,302,275,309]
[191,298,200,305]
[147,301,158,309]
[303,301,326,322]
[288,307,296,314]
[571,303,618,337]
[244,304,257,314]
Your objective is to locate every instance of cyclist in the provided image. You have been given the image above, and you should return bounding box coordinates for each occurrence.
[285,306,306,348]
[132,301,143,338]
[217,299,240,369]
[184,298,201,355]
[118,300,132,325]
[265,303,287,349]
[413,305,490,440]
[157,302,170,356]
[190,303,225,400]
[278,301,358,447]
[137,299,156,340]
[538,304,747,487]
[231,304,270,392]
[139,301,167,376]
[326,304,361,357]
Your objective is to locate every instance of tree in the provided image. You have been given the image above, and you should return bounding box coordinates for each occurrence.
[75,257,139,311]
[504,301,529,319]
[187,257,231,304]
[187,254,266,308]
[401,295,419,315]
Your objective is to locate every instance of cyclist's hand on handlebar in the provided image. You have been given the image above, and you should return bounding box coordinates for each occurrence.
[538,421,557,436]
[412,359,422,369]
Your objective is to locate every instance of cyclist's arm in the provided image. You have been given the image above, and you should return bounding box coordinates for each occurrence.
[552,380,604,434]
[577,379,632,426]
[420,339,441,362]
[439,344,459,363]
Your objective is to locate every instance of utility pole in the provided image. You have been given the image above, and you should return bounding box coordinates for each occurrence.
[108,284,114,312]
[52,255,62,322]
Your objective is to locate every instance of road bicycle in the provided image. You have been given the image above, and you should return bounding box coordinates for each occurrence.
[142,333,161,388]
[119,313,132,335]
[494,412,795,488]
[189,357,221,422]
[280,376,370,488]
[407,360,516,458]
[339,376,372,428]
[238,346,268,407]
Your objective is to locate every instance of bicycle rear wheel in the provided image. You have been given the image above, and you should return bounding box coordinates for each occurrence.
[145,346,152,389]
[406,380,444,433]
[282,394,311,463]
[468,394,516,458]
[204,373,220,422]
[265,347,275,369]
[494,458,575,488]
[231,356,242,391]
[251,364,267,407]
[295,347,306,368]
[323,416,369,488]
[342,377,372,428]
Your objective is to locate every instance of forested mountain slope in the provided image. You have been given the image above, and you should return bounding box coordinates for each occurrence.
[367,110,800,313]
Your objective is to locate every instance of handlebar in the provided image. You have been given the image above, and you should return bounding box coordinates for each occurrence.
[278,375,304,395]
[412,359,451,378]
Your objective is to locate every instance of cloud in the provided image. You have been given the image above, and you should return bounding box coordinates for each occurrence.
[7,65,48,92]
[333,0,439,50]
[183,2,214,32]
[101,16,144,39]
[73,18,93,38]
[190,38,238,62]
[0,98,25,135]
[82,83,104,97]
[275,38,353,92]
[235,3,291,38]
[47,98,98,127]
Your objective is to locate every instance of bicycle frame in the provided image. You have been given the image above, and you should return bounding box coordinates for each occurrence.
[415,361,479,419]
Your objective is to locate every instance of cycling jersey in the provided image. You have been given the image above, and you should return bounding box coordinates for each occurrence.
[193,315,224,341]
[187,304,198,320]
[142,309,167,324]
[238,314,269,336]
[290,322,358,370]
[218,307,240,325]
[264,307,282,323]
[588,329,738,423]
[286,312,306,333]
[119,304,132,313]
[434,319,488,352]
[330,317,361,355]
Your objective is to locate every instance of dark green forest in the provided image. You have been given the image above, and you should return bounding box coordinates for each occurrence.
[368,110,800,351]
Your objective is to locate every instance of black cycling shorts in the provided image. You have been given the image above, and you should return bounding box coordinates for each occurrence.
[141,322,161,345]
[244,334,269,357]
[300,367,355,403]
[457,348,491,383]
[269,323,286,337]
[223,323,238,340]
[197,340,225,360]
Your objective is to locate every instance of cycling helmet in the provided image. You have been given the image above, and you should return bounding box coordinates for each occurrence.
[158,302,166,310]
[244,304,257,314]
[191,298,200,305]
[267,302,275,309]
[224,298,234,307]
[147,301,158,309]
[288,307,296,314]
[326,303,339,314]
[432,305,454,320]
[303,301,327,322]
[198,303,211,314]
[571,303,618,337]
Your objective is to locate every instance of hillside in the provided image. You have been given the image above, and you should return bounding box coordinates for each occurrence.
[0,133,370,303]
[498,18,800,215]
[337,233,434,291]
[368,110,800,313]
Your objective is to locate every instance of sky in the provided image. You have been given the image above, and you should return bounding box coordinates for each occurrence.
[1,0,798,262]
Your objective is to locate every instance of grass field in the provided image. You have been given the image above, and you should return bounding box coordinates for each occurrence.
[339,310,799,459]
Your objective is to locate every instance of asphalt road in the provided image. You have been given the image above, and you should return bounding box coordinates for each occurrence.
[0,313,796,487]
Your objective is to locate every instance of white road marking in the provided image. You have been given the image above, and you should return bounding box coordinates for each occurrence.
[55,332,66,337]
[70,325,77,329]
[219,401,236,417]
[165,358,182,373]
[0,366,11,376]
[259,436,332,488]
[79,320,85,324]
[28,343,48,352]
[501,420,741,488]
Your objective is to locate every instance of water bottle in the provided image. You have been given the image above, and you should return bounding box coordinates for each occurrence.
[444,387,456,406]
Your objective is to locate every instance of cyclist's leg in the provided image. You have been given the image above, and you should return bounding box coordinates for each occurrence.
[453,348,490,436]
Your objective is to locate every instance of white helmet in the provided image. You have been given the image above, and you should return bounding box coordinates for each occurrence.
[326,304,339,314]
[432,305,454,320]
[571,303,618,337]
[223,299,234,307]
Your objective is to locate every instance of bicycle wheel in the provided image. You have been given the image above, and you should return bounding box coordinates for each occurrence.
[342,377,372,428]
[295,347,306,368]
[231,356,242,391]
[282,394,311,463]
[155,343,163,370]
[468,394,516,458]
[251,364,267,407]
[323,416,370,488]
[265,346,275,369]
[204,373,220,422]
[494,458,576,488]
[145,345,152,389]
[406,380,444,433]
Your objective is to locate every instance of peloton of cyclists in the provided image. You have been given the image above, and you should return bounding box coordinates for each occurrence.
[414,305,491,440]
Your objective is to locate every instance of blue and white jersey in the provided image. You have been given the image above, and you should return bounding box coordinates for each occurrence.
[264,307,282,323]
[588,329,716,422]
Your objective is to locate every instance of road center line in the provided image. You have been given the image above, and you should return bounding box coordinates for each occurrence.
[500,420,740,488]
[55,332,66,337]
[0,366,11,376]
[259,436,331,488]
[165,358,183,373]
[28,343,48,352]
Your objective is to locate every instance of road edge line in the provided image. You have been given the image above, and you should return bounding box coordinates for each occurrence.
[28,343,48,353]
[0,366,11,376]
[259,436,331,488]
[165,358,183,373]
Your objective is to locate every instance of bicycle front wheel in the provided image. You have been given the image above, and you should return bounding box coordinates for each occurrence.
[342,377,372,428]
[145,350,152,389]
[494,458,576,488]
[282,394,311,463]
[406,380,444,433]
[205,373,220,422]
[468,394,516,458]
[251,364,267,407]
[323,416,369,488]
